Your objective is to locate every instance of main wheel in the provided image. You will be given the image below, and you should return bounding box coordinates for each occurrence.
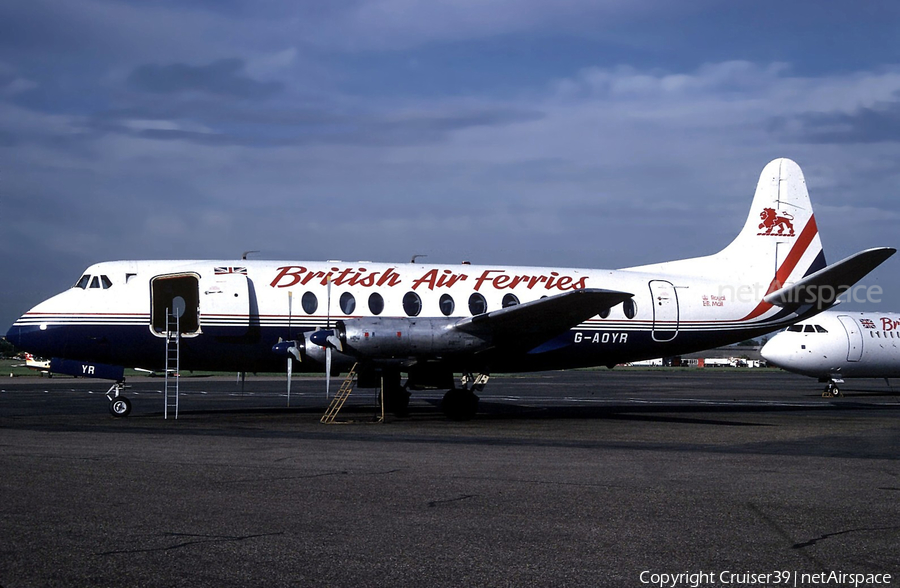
[109,396,132,417]
[441,389,479,421]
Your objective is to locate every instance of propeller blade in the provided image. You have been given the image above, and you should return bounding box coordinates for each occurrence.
[325,346,332,399]
[286,356,293,407]
[326,334,343,353]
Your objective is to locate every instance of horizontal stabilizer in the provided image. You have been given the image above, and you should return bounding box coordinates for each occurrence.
[764,247,895,309]
[455,288,633,348]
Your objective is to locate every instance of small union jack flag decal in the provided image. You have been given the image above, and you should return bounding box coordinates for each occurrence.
[214,267,247,275]
[860,318,876,329]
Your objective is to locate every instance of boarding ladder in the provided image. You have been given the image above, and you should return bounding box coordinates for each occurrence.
[164,309,180,419]
[320,363,358,424]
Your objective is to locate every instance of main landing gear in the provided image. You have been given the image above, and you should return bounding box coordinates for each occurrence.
[822,378,844,398]
[442,373,489,421]
[106,380,132,417]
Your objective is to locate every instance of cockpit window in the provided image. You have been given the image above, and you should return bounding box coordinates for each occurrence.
[815,325,828,333]
[803,325,816,333]
[786,325,803,332]
[76,274,113,289]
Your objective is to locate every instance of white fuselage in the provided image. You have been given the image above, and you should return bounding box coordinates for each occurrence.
[6,258,803,374]
[761,311,900,379]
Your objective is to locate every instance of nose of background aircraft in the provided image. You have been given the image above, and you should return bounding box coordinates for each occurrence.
[760,336,789,367]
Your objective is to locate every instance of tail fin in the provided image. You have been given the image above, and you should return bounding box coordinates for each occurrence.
[627,158,827,289]
[720,157,826,290]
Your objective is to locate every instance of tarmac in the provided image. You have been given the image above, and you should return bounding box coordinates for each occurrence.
[1,369,898,588]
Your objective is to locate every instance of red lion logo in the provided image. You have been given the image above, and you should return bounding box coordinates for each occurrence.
[758,208,795,236]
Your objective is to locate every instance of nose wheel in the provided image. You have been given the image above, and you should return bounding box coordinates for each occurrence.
[822,379,843,397]
[106,380,132,417]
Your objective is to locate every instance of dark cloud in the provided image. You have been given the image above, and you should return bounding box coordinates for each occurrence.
[781,99,900,144]
[128,58,284,99]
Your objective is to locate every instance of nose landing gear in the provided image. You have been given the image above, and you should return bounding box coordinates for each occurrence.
[106,381,132,417]
[822,378,843,397]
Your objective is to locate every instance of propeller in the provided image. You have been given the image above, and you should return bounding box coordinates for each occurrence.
[309,327,342,398]
[272,339,302,406]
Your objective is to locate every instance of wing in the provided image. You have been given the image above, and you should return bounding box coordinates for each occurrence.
[454,288,633,351]
[764,247,895,309]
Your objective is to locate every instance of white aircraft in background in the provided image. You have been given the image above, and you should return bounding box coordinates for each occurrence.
[5,159,895,419]
[761,310,900,396]
[10,353,51,375]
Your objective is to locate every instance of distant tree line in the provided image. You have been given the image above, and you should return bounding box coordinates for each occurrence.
[0,338,19,358]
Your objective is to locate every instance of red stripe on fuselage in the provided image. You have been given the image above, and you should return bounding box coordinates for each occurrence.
[740,216,819,321]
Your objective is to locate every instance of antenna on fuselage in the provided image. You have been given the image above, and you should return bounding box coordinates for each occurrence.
[242,250,259,260]
[410,254,427,263]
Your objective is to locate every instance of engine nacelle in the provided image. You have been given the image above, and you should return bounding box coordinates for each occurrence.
[336,317,489,359]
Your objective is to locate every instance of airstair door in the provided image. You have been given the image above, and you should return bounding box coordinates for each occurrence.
[151,274,200,336]
[199,270,251,336]
[649,280,679,342]
[837,315,863,362]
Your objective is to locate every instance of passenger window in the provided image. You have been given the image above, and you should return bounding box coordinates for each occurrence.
[402,292,422,317]
[599,308,610,319]
[815,325,828,333]
[786,325,803,332]
[75,275,90,289]
[803,325,816,333]
[301,291,318,314]
[89,276,101,289]
[339,292,356,315]
[100,275,112,289]
[502,294,520,308]
[622,299,637,319]
[368,293,384,315]
[468,293,487,316]
[439,294,455,316]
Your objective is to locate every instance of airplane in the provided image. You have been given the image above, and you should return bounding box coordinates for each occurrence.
[761,310,900,397]
[10,352,52,375]
[5,158,895,419]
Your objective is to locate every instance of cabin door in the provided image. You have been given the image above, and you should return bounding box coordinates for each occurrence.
[151,274,200,335]
[199,270,251,337]
[649,280,679,342]
[837,315,863,362]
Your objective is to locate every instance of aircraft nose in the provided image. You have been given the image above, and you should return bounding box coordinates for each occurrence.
[760,336,790,368]
[5,323,22,348]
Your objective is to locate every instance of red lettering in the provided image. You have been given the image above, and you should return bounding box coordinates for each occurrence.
[883,317,895,331]
[331,267,356,286]
[412,269,439,290]
[347,268,367,286]
[555,276,573,290]
[303,271,326,286]
[270,266,307,288]
[376,268,402,287]
[527,275,545,289]
[475,270,503,291]
[493,274,511,289]
[508,275,531,289]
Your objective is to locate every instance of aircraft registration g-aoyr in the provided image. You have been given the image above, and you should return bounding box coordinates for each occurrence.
[761,310,900,397]
[5,158,896,419]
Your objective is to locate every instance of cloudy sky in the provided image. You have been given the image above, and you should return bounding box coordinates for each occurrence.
[3,0,900,329]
